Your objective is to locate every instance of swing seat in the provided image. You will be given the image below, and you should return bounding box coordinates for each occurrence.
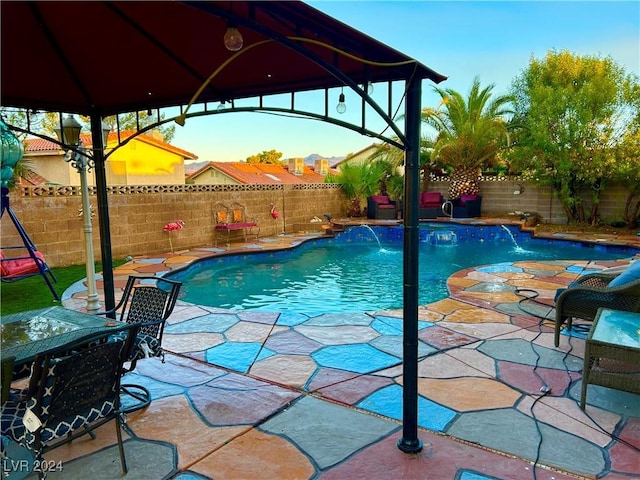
[1,249,52,282]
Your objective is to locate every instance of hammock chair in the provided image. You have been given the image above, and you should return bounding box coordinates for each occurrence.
[1,187,60,300]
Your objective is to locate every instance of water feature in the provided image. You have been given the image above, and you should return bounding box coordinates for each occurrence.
[426,230,458,245]
[169,225,635,315]
[500,225,527,252]
[354,224,382,249]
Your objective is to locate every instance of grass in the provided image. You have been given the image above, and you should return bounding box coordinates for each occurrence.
[1,260,125,316]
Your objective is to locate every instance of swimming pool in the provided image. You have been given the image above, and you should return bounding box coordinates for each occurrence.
[168,224,637,315]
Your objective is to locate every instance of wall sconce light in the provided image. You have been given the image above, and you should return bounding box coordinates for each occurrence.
[513,184,525,195]
[336,88,347,114]
[224,23,243,51]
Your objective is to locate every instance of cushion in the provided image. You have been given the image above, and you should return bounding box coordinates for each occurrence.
[216,210,228,224]
[420,192,441,205]
[370,195,389,205]
[1,251,46,278]
[232,209,243,223]
[608,261,640,287]
[460,194,480,206]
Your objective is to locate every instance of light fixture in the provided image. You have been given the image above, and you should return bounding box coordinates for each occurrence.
[217,100,227,111]
[364,81,374,95]
[223,23,243,51]
[336,89,347,114]
[54,114,110,312]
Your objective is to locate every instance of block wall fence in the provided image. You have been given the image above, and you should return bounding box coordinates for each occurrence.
[1,179,629,267]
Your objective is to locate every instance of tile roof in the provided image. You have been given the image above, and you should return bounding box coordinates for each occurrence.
[23,131,197,160]
[189,162,336,185]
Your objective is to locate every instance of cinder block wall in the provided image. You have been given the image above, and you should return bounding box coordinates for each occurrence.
[1,184,346,267]
[428,178,629,225]
[1,179,631,267]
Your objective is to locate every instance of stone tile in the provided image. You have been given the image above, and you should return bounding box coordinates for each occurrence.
[190,374,300,426]
[417,351,493,379]
[190,428,316,480]
[249,354,318,388]
[225,320,279,342]
[295,325,379,344]
[417,377,521,411]
[418,325,478,349]
[261,395,398,470]
[128,396,248,470]
[516,395,618,447]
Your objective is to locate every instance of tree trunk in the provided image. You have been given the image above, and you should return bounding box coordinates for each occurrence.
[448,166,480,200]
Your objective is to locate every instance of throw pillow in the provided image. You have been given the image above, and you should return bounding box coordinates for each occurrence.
[608,260,640,287]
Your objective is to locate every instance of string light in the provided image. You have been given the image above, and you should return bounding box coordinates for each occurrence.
[336,88,346,114]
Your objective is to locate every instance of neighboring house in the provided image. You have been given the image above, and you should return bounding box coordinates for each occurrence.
[187,158,337,185]
[332,143,380,170]
[22,130,197,186]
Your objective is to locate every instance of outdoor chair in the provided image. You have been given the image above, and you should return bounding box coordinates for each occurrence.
[554,262,640,346]
[450,194,482,218]
[0,326,138,479]
[367,195,397,220]
[96,275,182,411]
[419,192,444,219]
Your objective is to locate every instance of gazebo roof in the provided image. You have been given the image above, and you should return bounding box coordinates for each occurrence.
[1,1,445,116]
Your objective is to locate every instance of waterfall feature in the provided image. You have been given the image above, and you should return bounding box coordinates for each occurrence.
[427,230,458,245]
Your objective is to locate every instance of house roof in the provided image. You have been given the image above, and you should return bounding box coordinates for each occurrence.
[1,1,445,116]
[188,161,336,185]
[23,131,197,160]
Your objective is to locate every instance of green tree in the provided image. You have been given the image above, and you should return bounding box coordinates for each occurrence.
[324,161,384,216]
[611,128,640,227]
[509,50,639,224]
[422,76,514,199]
[246,150,283,164]
[0,108,176,144]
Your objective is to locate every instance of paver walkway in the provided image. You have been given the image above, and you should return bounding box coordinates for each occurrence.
[32,220,640,479]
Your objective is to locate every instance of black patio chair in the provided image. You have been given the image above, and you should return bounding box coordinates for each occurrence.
[0,326,138,479]
[96,275,182,411]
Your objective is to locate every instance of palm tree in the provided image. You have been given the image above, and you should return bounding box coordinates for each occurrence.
[325,162,384,217]
[422,76,514,199]
[368,137,440,194]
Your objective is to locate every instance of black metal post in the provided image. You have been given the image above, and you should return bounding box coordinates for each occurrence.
[90,115,116,314]
[397,75,423,453]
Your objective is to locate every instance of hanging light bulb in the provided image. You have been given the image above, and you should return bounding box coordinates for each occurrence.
[336,90,347,114]
[224,23,243,51]
[366,81,374,95]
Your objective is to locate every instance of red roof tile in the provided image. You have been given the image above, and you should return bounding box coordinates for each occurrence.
[23,131,197,159]
[189,162,334,185]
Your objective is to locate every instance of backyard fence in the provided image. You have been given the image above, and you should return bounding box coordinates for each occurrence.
[0,179,630,267]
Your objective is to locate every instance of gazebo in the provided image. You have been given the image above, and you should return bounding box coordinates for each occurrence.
[1,0,445,452]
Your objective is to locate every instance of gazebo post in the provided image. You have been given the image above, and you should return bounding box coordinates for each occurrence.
[397,74,423,453]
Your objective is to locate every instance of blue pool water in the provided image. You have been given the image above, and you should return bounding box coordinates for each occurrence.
[168,224,637,315]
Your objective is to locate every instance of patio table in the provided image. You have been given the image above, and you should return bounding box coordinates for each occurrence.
[581,307,640,409]
[1,306,125,368]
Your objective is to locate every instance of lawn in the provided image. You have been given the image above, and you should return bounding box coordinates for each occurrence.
[1,261,125,316]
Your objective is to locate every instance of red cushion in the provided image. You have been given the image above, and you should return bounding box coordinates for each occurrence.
[1,251,46,279]
[420,192,442,206]
[370,195,389,205]
[460,194,479,206]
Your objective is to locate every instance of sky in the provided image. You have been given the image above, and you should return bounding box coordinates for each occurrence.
[172,1,640,163]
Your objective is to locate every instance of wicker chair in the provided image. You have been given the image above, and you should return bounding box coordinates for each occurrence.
[1,327,138,478]
[97,275,182,411]
[554,273,640,346]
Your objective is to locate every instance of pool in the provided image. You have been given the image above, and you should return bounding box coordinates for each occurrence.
[167,224,637,315]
